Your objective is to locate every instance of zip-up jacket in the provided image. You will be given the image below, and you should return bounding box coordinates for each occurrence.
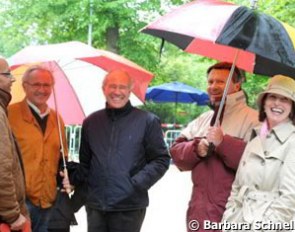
[0,89,28,223]
[72,101,170,211]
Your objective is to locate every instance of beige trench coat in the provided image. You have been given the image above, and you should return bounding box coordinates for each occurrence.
[222,120,295,232]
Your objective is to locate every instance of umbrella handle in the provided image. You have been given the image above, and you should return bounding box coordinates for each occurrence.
[63,167,72,194]
[206,142,215,157]
[206,51,240,158]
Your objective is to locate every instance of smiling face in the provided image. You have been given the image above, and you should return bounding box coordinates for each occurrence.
[22,68,54,112]
[103,70,132,109]
[264,93,292,129]
[207,69,241,103]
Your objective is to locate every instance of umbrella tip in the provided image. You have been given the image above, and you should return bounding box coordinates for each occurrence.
[250,0,258,10]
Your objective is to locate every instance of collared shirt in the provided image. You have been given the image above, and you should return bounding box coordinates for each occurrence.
[254,119,294,154]
[27,99,50,119]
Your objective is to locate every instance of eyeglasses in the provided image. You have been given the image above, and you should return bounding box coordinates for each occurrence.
[0,72,14,79]
[24,82,53,90]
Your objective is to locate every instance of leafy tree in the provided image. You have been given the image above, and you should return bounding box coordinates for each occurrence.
[0,0,188,67]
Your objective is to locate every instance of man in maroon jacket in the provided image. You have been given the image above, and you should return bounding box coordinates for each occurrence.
[170,62,259,232]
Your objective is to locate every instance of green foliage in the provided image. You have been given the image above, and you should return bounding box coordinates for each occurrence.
[140,101,209,125]
[242,74,269,109]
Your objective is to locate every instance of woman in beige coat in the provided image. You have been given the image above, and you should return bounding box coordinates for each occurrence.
[222,75,295,232]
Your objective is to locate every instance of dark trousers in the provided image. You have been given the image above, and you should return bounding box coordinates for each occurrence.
[26,199,53,232]
[86,207,146,232]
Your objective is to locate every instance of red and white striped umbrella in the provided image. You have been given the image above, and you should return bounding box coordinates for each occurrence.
[9,41,154,124]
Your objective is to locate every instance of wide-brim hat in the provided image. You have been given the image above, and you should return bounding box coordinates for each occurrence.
[257,75,295,109]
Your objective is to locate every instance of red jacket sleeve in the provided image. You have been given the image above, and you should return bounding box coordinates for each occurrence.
[215,134,247,170]
[170,136,202,171]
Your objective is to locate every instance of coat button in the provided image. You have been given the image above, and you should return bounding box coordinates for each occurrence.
[264,151,269,156]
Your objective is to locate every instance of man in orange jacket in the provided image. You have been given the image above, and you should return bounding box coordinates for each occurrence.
[8,65,68,232]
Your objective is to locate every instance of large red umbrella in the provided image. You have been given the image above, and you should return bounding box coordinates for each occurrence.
[8,41,154,125]
[141,0,295,78]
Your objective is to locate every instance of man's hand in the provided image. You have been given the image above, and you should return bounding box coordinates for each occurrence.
[206,126,224,147]
[60,170,74,193]
[10,214,27,231]
[197,138,209,157]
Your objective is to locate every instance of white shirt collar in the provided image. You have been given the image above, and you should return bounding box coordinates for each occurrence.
[26,99,50,119]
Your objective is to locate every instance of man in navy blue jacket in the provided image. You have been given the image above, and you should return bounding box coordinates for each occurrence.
[70,69,170,232]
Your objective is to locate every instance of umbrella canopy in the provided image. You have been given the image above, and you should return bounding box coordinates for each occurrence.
[146,81,209,105]
[141,0,295,78]
[8,41,154,124]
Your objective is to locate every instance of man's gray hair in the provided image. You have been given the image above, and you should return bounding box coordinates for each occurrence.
[22,65,54,84]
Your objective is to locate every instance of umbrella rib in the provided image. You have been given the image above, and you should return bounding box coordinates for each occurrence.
[148,90,165,102]
[60,59,78,69]
[56,62,87,118]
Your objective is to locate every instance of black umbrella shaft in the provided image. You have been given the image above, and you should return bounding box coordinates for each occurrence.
[213,51,239,127]
[207,51,240,157]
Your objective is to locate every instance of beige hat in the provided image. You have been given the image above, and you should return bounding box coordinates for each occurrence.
[257,75,295,108]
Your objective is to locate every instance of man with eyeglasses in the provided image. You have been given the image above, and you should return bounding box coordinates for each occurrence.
[69,69,170,232]
[0,56,30,231]
[8,65,68,232]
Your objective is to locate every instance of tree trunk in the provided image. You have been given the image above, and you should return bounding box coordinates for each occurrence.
[106,26,119,54]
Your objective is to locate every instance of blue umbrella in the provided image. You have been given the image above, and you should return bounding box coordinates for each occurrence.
[146,81,209,105]
[145,81,209,124]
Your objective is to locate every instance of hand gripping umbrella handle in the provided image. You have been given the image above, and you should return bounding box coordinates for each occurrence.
[206,51,240,157]
[206,142,215,157]
[63,167,72,194]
